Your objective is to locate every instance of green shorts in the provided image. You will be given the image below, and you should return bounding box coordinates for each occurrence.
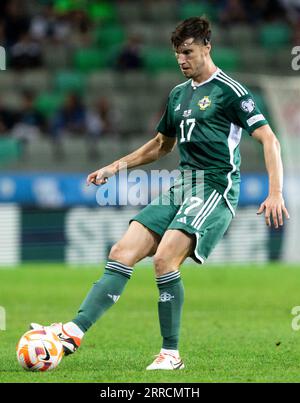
[131,178,234,264]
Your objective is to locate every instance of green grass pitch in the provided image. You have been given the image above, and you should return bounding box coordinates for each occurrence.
[0,263,300,383]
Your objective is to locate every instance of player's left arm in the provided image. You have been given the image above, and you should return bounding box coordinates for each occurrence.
[252,124,290,228]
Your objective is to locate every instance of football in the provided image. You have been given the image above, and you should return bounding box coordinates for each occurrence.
[16,329,63,371]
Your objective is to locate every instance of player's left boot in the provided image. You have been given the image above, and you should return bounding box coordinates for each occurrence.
[146,352,185,370]
[30,322,81,355]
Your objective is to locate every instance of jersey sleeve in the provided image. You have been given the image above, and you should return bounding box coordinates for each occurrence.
[155,96,176,137]
[225,90,269,135]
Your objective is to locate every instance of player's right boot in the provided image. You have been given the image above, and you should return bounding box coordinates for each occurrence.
[30,322,81,356]
[146,352,185,370]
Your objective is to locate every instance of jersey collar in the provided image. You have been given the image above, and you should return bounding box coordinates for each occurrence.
[191,67,221,89]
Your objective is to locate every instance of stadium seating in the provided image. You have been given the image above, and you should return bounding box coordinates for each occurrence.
[179,1,218,22]
[228,25,257,47]
[0,137,21,165]
[73,48,107,72]
[153,71,183,94]
[125,22,175,46]
[35,92,65,117]
[88,1,118,23]
[239,47,269,73]
[93,25,125,48]
[141,0,177,22]
[53,0,78,13]
[0,0,294,173]
[43,44,71,70]
[19,70,50,92]
[0,71,19,90]
[54,71,86,94]
[211,47,241,71]
[259,23,292,49]
[87,70,116,93]
[143,47,178,72]
[117,1,145,23]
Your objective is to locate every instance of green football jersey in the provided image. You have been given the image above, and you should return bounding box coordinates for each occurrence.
[156,68,268,215]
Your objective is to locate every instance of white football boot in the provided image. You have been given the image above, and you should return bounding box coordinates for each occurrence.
[30,322,81,355]
[146,352,185,370]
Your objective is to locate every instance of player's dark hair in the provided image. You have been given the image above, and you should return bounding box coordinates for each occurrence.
[171,17,211,48]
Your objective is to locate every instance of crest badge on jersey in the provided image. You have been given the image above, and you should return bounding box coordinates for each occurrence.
[240,98,255,113]
[198,96,211,110]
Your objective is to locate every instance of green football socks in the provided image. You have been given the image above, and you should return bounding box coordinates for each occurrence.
[156,271,184,350]
[72,260,133,332]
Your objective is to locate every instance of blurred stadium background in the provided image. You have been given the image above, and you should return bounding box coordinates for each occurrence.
[0,0,299,267]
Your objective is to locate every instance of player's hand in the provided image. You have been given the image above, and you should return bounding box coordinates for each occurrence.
[256,193,290,228]
[86,164,117,186]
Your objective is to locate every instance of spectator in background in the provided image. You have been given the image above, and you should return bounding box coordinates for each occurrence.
[51,13,72,43]
[244,0,287,23]
[218,0,287,25]
[69,9,92,47]
[279,0,300,23]
[0,99,16,135]
[284,0,300,49]
[86,97,120,159]
[30,5,56,42]
[294,23,300,45]
[219,0,248,25]
[51,93,86,159]
[115,35,144,71]
[0,22,4,47]
[1,0,29,48]
[260,0,287,22]
[0,0,9,17]
[10,32,43,70]
[30,5,80,45]
[52,92,86,138]
[11,91,45,155]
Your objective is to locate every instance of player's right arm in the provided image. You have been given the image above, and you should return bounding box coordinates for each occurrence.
[87,133,177,186]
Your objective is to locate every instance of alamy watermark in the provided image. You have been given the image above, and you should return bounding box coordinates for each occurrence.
[0,306,6,330]
[291,306,300,331]
[95,166,205,216]
[291,46,300,71]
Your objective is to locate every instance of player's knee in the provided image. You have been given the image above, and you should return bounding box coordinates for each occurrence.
[153,253,172,277]
[108,242,128,265]
[108,242,133,267]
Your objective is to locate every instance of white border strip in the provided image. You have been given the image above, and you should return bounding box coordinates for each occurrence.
[196,194,222,230]
[191,190,217,227]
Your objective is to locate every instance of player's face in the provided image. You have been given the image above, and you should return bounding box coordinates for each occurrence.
[174,38,210,79]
